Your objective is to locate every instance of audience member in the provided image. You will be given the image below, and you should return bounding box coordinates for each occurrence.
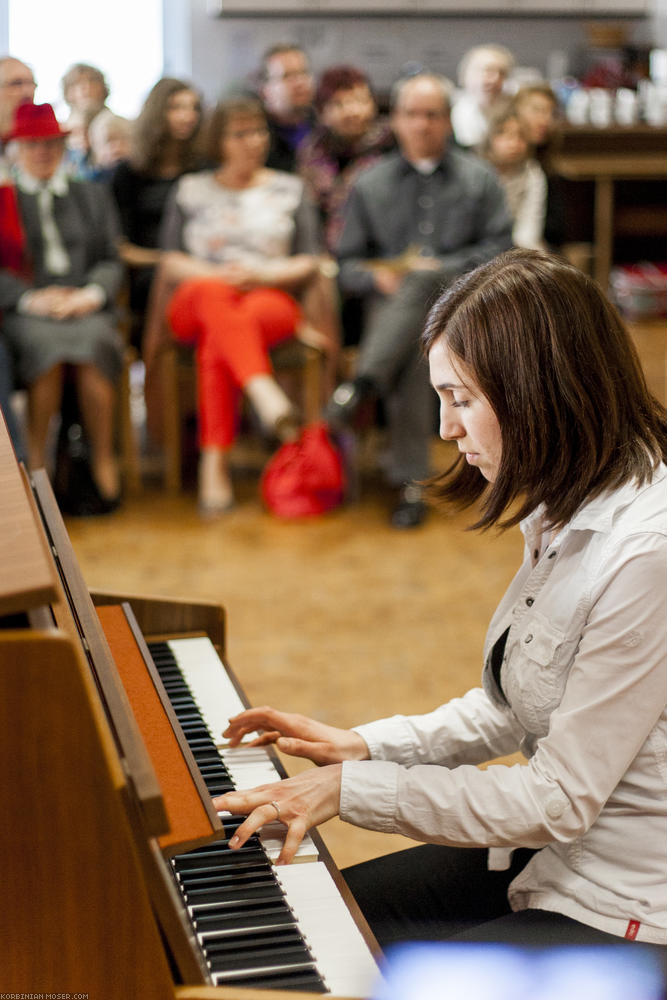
[258,43,315,172]
[0,103,124,509]
[451,44,515,148]
[297,64,394,254]
[327,72,512,528]
[512,82,565,250]
[142,96,324,517]
[480,102,546,250]
[87,110,131,181]
[111,77,204,344]
[0,56,36,152]
[61,63,111,180]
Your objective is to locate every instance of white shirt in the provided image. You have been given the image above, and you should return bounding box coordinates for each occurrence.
[340,466,667,943]
[451,93,489,148]
[498,158,547,251]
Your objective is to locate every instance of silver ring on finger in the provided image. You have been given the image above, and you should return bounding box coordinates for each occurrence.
[270,800,281,821]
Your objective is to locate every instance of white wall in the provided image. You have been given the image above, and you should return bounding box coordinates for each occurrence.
[174,0,658,106]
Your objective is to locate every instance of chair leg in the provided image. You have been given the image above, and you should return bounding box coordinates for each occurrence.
[301,345,323,425]
[161,348,183,494]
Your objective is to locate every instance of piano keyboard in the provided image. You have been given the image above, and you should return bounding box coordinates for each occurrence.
[148,637,381,997]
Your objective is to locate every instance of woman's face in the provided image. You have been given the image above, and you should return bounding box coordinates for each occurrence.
[515,93,558,146]
[490,117,528,168]
[220,113,269,172]
[464,51,509,106]
[16,136,65,181]
[320,83,376,142]
[166,89,201,142]
[429,338,502,483]
[66,73,106,114]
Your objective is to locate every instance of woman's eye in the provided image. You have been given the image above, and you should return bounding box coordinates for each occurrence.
[452,399,469,408]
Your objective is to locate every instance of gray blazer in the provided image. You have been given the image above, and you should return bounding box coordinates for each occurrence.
[0,179,124,311]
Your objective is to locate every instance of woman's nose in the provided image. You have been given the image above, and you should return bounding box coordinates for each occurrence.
[439,408,463,441]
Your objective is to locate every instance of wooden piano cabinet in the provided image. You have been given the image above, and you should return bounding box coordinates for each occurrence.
[0,631,176,996]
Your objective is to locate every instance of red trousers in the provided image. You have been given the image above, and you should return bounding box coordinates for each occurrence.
[167,278,301,448]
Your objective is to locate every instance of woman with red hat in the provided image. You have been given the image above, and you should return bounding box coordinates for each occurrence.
[0,102,124,509]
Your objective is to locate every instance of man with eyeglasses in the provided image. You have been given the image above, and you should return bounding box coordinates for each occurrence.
[258,43,315,172]
[0,57,36,150]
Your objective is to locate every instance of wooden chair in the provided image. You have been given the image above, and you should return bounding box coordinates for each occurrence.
[160,335,325,494]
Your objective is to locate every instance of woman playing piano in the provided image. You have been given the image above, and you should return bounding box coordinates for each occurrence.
[214,249,667,962]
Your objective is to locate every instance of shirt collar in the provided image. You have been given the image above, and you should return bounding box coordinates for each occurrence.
[520,463,667,541]
[398,149,449,176]
[14,166,69,197]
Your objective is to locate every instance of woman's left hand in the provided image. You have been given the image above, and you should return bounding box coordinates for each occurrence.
[212,763,342,865]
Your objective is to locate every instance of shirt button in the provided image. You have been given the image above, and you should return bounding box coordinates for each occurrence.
[533,549,539,560]
[418,220,434,235]
[525,598,534,607]
[546,798,565,819]
[525,633,533,643]
[548,551,557,559]
[418,195,434,209]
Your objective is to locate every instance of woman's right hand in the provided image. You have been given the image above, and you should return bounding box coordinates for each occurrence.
[222,706,370,766]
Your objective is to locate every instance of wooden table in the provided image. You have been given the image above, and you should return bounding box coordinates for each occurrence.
[552,126,667,290]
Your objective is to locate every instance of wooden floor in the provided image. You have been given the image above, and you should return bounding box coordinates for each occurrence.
[66,436,523,872]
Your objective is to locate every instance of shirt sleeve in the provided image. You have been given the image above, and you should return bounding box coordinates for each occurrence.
[511,162,547,251]
[291,187,322,256]
[341,532,667,848]
[159,184,186,252]
[335,184,378,297]
[432,165,514,284]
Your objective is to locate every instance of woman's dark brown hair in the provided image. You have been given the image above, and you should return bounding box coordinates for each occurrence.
[205,96,267,165]
[130,76,203,174]
[422,248,667,530]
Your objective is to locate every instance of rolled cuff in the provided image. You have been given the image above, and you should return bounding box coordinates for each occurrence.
[340,758,400,833]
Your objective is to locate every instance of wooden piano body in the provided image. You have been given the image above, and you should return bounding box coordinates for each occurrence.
[0,415,380,999]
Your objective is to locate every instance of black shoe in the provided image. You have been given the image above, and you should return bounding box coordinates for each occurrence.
[391,484,427,529]
[325,376,375,430]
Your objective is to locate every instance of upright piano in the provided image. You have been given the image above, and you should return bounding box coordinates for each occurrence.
[0,415,381,999]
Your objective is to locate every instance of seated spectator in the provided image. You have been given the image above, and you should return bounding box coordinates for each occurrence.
[512,82,565,250]
[87,110,131,182]
[0,55,36,154]
[451,44,515,149]
[326,72,512,528]
[0,103,124,509]
[61,62,111,180]
[111,77,204,345]
[479,102,547,250]
[297,64,394,255]
[142,96,325,517]
[257,43,315,172]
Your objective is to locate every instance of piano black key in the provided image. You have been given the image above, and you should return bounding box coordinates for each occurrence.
[178,870,277,892]
[203,926,306,956]
[197,910,297,935]
[184,881,285,906]
[208,946,315,974]
[223,970,326,992]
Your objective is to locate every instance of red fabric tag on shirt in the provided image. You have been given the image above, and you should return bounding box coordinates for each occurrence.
[625,919,640,940]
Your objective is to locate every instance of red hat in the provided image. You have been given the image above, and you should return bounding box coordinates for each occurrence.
[8,103,66,141]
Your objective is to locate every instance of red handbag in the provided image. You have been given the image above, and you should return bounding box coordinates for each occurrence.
[261,421,345,518]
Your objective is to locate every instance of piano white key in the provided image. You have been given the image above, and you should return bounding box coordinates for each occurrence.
[275,862,383,998]
[167,636,256,742]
